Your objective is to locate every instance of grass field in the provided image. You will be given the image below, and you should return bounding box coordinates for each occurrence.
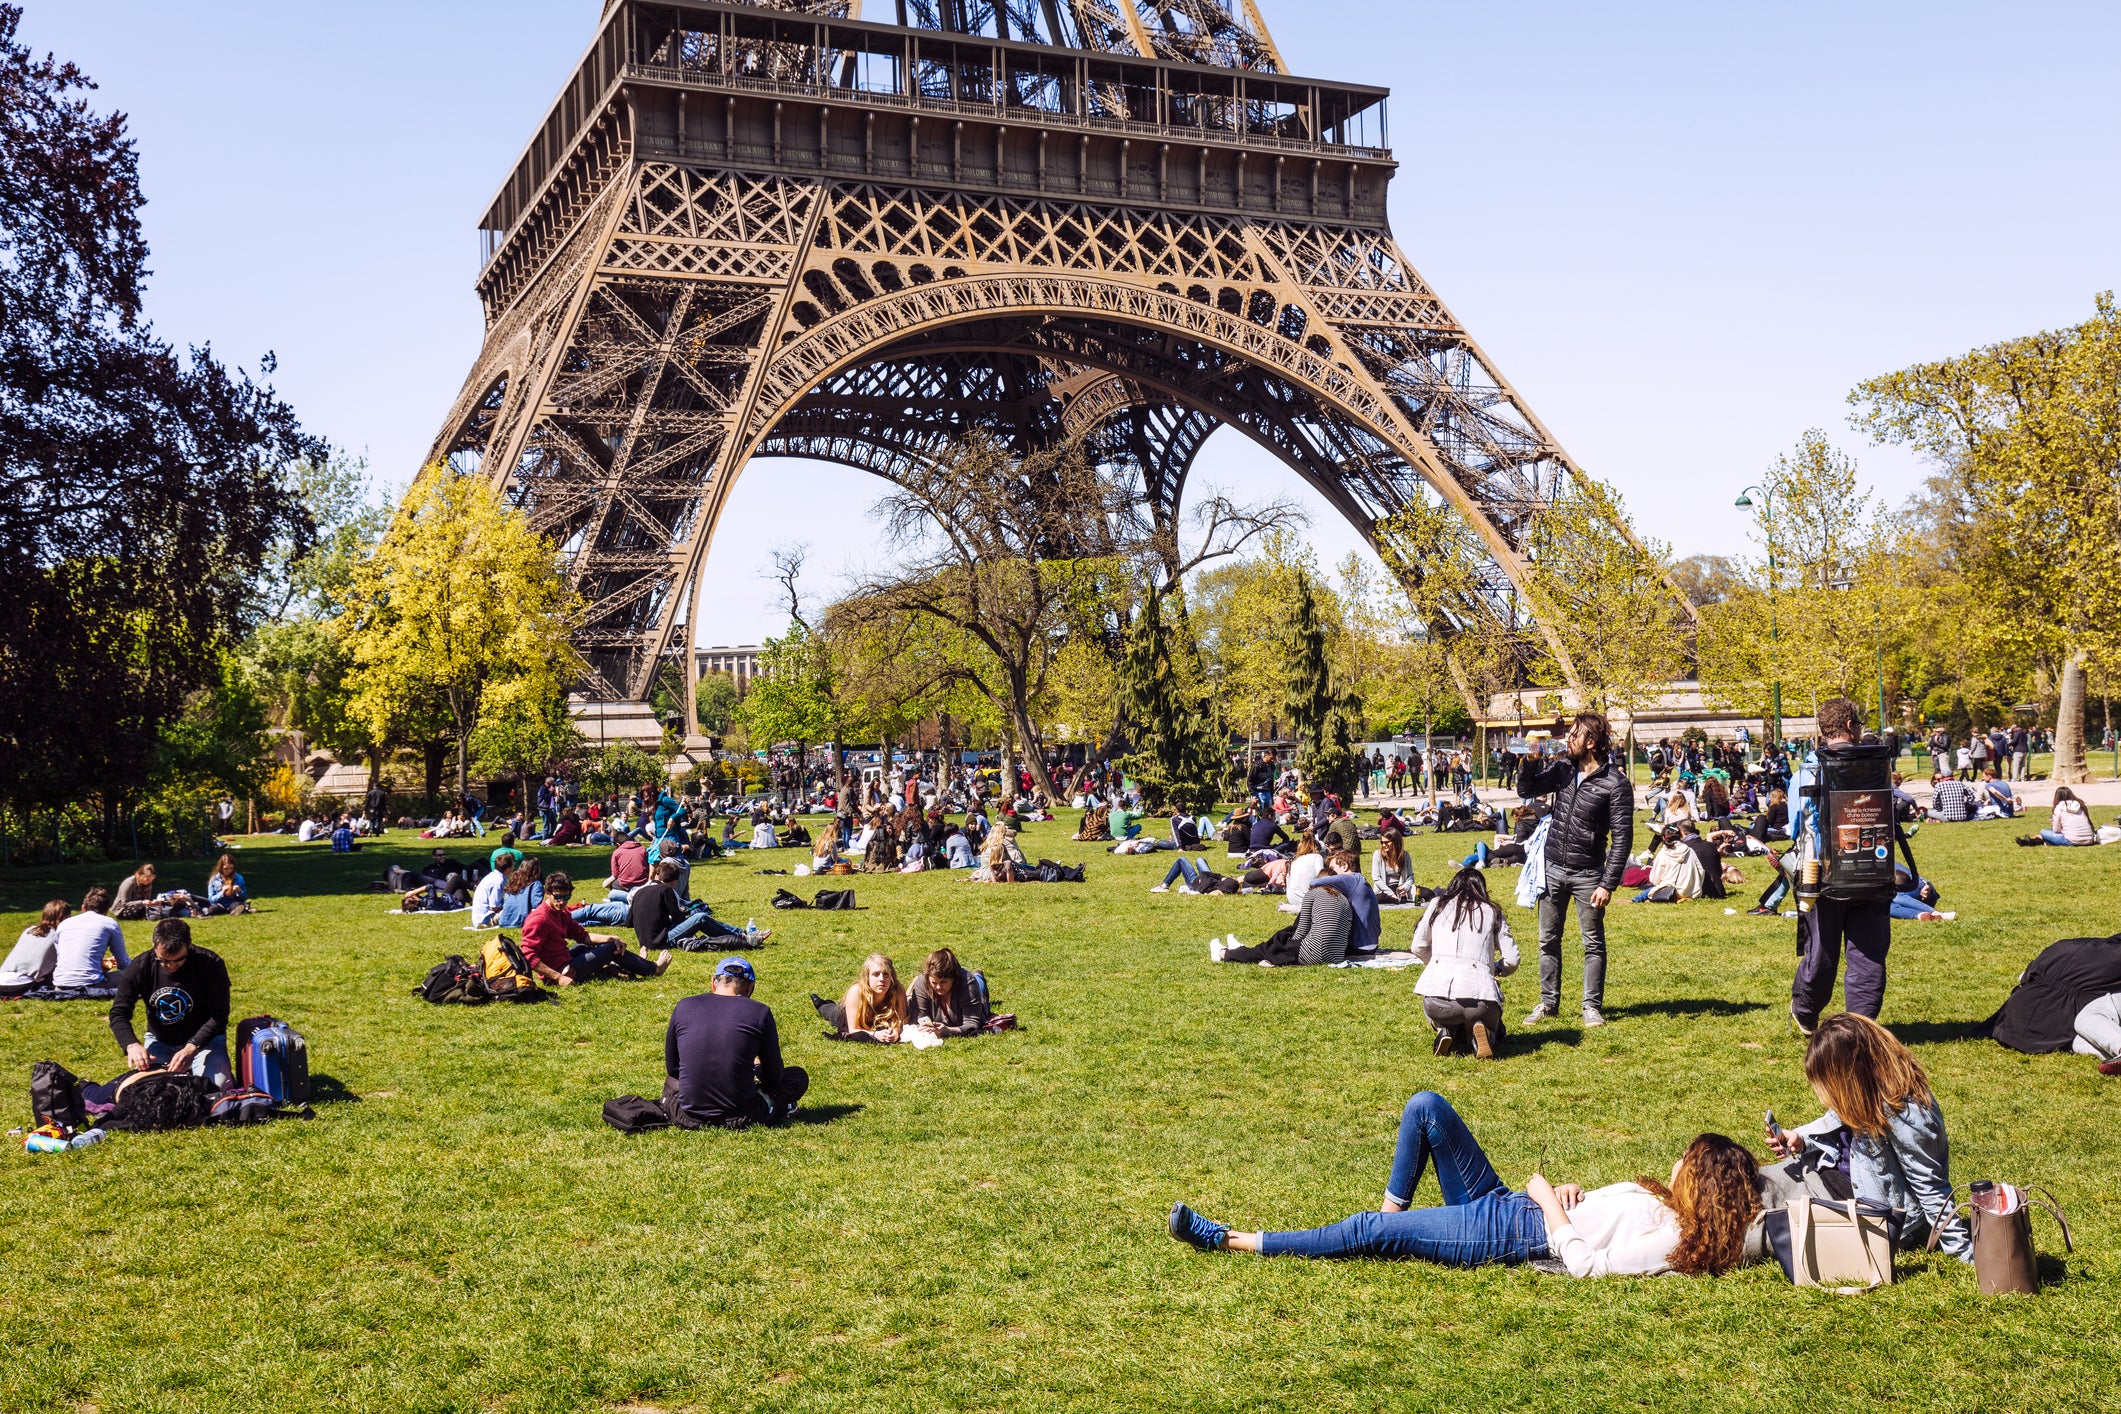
[2,813,2114,1414]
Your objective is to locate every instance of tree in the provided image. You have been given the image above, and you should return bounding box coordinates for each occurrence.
[1116,589,1230,811]
[0,7,323,845]
[1285,575,1362,800]
[1192,529,1333,743]
[695,672,742,736]
[470,679,585,812]
[1671,555,1742,608]
[339,466,584,801]
[577,741,667,803]
[1524,478,1690,761]
[1851,299,2121,780]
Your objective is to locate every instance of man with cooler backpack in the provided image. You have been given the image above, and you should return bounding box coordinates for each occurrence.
[1791,698,1902,1031]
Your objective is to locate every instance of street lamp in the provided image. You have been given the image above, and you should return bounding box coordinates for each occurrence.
[1829,572,1890,753]
[1734,487,1783,744]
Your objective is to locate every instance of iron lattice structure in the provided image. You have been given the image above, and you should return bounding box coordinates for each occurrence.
[429,0,1615,713]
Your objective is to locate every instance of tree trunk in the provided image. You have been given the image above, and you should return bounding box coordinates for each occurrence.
[455,727,471,802]
[999,721,1018,805]
[1008,704,1061,803]
[830,738,845,807]
[2054,651,2091,784]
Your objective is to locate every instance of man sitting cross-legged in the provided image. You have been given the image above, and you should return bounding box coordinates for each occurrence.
[663,956,809,1128]
[109,918,234,1088]
[520,871,669,986]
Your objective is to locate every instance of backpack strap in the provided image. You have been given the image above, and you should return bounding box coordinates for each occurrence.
[1892,816,1923,888]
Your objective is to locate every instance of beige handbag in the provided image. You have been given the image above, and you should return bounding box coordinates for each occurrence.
[1785,1196,1896,1292]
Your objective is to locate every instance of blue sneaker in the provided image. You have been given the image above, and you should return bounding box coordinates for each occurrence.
[1168,1202,1228,1251]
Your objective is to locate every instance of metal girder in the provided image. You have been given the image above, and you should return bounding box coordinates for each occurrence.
[424,1,1636,708]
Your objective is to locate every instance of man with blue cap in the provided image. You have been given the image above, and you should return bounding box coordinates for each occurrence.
[663,956,808,1128]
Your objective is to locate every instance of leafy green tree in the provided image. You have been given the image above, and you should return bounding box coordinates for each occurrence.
[0,11,323,848]
[577,741,667,803]
[339,466,584,801]
[1852,295,2121,781]
[696,672,742,736]
[1116,591,1230,812]
[1285,575,1362,801]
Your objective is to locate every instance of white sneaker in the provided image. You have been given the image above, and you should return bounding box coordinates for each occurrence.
[1522,1002,1558,1025]
[1939,911,1957,921]
[1150,884,1169,893]
[1225,934,1240,950]
[1209,939,1227,962]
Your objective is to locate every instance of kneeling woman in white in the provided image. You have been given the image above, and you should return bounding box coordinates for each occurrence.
[1169,1091,1760,1276]
[1411,865,1519,1058]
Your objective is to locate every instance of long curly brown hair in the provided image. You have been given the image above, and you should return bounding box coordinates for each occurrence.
[1637,1134,1761,1276]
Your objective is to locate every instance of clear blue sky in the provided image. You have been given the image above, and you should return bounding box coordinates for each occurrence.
[19,1,2120,645]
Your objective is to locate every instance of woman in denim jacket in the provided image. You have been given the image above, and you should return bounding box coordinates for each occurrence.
[1766,1013,1972,1261]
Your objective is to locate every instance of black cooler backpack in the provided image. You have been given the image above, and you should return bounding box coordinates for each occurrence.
[1802,742,1919,905]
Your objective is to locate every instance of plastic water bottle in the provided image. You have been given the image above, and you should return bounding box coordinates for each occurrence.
[69,1127,107,1150]
[745,918,757,948]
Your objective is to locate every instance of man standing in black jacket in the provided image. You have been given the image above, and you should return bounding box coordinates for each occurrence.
[1514,712,1634,1028]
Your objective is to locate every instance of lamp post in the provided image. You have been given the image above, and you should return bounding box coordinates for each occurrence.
[1734,486,1783,743]
[1828,572,1890,753]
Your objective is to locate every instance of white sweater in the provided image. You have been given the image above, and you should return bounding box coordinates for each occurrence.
[1410,897,1519,1003]
[1549,1182,1681,1277]
[1279,853,1324,913]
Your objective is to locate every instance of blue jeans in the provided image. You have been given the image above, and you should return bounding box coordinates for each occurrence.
[2040,830,2091,847]
[669,907,740,944]
[571,898,632,926]
[1260,1092,1548,1265]
[146,1036,233,1090]
[1159,857,1212,888]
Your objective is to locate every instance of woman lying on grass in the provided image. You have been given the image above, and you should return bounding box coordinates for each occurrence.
[813,953,907,1042]
[1169,1091,1759,1276]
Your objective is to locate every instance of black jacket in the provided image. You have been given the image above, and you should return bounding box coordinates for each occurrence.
[1515,755,1634,890]
[109,946,231,1051]
[1985,935,2121,1053]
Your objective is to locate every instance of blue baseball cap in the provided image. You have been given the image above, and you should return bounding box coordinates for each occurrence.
[714,957,756,982]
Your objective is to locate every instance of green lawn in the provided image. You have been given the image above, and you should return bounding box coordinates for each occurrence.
[1,815,2114,1414]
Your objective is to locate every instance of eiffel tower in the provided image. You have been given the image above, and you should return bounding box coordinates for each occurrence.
[427,0,1619,730]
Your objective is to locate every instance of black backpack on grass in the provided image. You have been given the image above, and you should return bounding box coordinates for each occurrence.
[31,1060,84,1132]
[416,955,492,1005]
[602,1095,671,1134]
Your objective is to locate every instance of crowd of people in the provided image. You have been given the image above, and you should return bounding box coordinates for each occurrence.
[16,695,2115,1300]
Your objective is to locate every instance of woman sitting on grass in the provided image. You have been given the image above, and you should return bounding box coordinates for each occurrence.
[1764,1013,1971,1260]
[1412,866,1519,1059]
[1370,827,1416,905]
[497,857,546,929]
[811,820,843,871]
[2022,786,2098,847]
[204,855,252,915]
[1,900,69,996]
[814,953,906,1042]
[1168,1090,1760,1276]
[1630,827,1705,902]
[972,828,1017,883]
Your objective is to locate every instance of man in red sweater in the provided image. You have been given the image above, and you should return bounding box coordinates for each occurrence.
[520,872,667,985]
